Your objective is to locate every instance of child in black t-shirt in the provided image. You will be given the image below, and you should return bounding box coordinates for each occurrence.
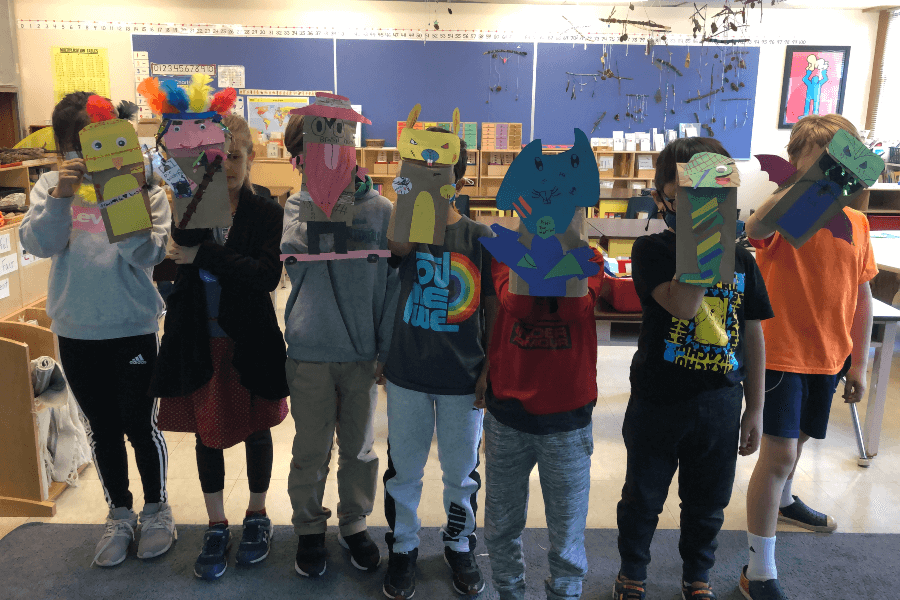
[613,137,774,600]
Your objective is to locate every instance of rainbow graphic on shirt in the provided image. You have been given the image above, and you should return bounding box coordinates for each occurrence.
[403,251,482,332]
[447,253,481,324]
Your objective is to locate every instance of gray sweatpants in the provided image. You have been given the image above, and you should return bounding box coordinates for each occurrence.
[484,411,593,600]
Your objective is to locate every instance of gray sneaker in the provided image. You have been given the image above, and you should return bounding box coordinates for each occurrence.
[137,502,177,559]
[92,507,138,567]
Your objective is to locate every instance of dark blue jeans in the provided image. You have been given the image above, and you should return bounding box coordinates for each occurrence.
[616,386,743,584]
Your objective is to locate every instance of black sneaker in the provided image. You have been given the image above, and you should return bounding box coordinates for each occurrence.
[383,535,418,600]
[339,529,381,571]
[612,572,646,600]
[443,536,485,596]
[739,565,789,599]
[294,532,327,578]
[194,524,231,581]
[778,495,837,532]
[235,515,273,565]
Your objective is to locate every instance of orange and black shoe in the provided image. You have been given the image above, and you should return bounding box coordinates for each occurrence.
[681,580,718,600]
[612,572,646,600]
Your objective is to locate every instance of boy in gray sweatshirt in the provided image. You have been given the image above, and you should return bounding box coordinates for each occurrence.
[281,104,399,579]
[18,92,173,568]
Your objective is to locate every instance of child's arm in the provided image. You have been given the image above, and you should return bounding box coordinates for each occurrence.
[744,194,783,241]
[651,278,706,321]
[475,294,499,408]
[281,193,309,255]
[388,239,416,257]
[740,319,765,456]
[491,258,537,320]
[18,171,77,258]
[116,186,172,269]
[845,281,873,403]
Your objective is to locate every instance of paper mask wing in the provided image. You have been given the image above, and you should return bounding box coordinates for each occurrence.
[755,154,797,186]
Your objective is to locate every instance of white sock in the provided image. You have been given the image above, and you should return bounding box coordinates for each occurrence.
[746,532,777,581]
[779,478,795,508]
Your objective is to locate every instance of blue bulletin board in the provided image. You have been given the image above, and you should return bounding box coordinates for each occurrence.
[131,35,758,158]
[533,43,759,159]
[336,39,534,144]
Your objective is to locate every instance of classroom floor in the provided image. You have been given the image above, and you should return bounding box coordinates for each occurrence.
[3,286,900,543]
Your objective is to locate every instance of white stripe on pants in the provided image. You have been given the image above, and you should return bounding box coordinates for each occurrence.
[383,380,483,553]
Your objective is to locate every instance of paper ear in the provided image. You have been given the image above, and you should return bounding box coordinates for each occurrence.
[452,108,461,136]
[406,104,421,129]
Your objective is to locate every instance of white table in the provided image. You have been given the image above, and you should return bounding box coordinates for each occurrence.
[854,231,900,463]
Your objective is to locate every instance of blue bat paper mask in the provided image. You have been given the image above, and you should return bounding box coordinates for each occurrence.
[495,129,600,238]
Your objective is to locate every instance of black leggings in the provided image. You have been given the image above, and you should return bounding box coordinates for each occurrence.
[195,429,274,494]
[58,334,168,510]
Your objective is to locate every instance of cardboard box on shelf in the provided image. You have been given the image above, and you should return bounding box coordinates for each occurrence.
[373,162,389,175]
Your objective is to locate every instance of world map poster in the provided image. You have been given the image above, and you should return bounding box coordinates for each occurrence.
[247,96,310,138]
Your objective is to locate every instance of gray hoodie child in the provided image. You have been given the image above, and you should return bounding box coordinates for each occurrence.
[18,171,171,340]
[281,181,399,363]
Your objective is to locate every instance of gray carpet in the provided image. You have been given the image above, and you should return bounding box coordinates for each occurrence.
[0,524,892,599]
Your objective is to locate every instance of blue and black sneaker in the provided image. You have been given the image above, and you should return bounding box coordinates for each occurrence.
[194,524,232,580]
[235,515,273,566]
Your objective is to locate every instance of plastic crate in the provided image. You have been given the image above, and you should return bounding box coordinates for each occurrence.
[889,146,900,165]
[868,214,900,230]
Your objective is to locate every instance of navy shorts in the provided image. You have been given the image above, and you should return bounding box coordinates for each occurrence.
[762,360,850,439]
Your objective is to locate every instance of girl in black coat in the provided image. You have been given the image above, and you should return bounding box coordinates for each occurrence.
[150,115,289,580]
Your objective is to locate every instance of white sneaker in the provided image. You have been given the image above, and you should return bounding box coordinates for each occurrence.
[137,502,177,559]
[93,507,138,567]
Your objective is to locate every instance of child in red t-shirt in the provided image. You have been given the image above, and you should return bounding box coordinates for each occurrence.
[480,253,603,600]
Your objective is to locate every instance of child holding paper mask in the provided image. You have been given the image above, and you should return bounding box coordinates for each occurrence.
[740,115,877,600]
[149,114,289,581]
[280,103,399,579]
[381,125,498,600]
[18,91,174,568]
[613,137,772,600]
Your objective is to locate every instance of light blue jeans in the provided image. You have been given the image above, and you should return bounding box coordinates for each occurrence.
[383,380,484,553]
[484,411,593,600]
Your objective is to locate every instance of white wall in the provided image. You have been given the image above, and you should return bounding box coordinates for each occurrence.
[12,0,880,208]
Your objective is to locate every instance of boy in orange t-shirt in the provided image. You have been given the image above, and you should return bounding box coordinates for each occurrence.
[739,114,878,600]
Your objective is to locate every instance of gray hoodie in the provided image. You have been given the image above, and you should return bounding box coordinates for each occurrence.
[281,185,399,363]
[18,171,171,340]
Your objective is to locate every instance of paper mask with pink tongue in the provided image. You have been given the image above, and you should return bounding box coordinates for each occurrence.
[289,93,371,219]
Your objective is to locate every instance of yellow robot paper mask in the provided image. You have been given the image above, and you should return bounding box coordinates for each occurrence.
[79,119,143,173]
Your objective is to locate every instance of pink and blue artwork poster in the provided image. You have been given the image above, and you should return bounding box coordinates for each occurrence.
[778,45,850,129]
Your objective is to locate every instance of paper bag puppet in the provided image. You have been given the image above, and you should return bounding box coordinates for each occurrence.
[479,129,601,297]
[756,129,884,248]
[280,93,387,263]
[76,96,153,243]
[386,104,461,246]
[674,152,740,287]
[137,74,236,229]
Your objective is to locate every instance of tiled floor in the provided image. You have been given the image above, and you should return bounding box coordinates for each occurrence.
[3,286,900,542]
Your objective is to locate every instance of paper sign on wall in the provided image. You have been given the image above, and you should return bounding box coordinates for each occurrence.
[479,129,600,297]
[756,129,884,248]
[138,74,237,229]
[0,254,18,276]
[52,47,110,103]
[0,278,9,300]
[0,233,10,254]
[387,104,461,246]
[218,65,245,88]
[674,153,740,287]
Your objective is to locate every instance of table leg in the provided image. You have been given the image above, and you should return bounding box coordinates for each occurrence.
[863,321,897,457]
[596,321,612,345]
